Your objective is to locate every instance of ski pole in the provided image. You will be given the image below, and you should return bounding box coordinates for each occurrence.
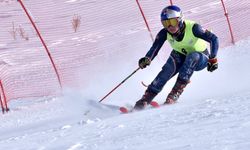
[99,67,140,103]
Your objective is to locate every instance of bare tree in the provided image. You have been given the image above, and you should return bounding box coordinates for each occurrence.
[72,14,81,33]
[18,24,29,41]
[9,22,29,41]
[9,22,17,40]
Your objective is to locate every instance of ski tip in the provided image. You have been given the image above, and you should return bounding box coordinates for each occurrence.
[119,107,129,113]
[150,101,160,108]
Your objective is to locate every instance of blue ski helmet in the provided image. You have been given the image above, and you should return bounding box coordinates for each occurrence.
[161,5,183,28]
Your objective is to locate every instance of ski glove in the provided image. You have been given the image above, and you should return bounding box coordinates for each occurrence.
[207,57,218,72]
[138,57,151,69]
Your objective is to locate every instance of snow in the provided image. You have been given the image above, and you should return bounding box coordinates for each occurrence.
[1,1,250,150]
[1,37,250,150]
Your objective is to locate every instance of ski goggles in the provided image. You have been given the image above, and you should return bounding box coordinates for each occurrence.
[161,18,179,28]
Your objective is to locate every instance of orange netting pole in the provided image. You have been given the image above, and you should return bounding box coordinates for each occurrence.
[17,0,63,89]
[220,0,235,44]
[0,80,8,114]
[169,0,173,5]
[0,92,4,114]
[135,0,154,42]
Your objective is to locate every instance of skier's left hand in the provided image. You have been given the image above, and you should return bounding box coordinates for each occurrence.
[207,57,218,72]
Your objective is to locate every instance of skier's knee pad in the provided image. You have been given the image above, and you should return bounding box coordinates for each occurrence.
[186,52,200,63]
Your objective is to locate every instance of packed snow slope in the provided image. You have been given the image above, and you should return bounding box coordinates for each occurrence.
[1,0,250,100]
[0,38,250,150]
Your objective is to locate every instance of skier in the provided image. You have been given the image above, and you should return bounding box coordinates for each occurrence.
[134,5,219,109]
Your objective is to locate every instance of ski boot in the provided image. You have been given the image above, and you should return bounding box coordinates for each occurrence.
[134,90,157,110]
[165,78,189,104]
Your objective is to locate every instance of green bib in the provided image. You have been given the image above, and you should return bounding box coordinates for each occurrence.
[167,20,207,55]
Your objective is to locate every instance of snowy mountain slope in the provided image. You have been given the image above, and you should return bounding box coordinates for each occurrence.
[0,38,250,149]
[1,0,250,149]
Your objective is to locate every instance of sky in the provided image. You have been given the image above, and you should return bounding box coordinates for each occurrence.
[0,0,250,150]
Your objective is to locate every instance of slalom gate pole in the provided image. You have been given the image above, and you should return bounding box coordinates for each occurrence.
[220,0,235,44]
[135,0,154,42]
[17,0,63,89]
[0,80,8,113]
[0,93,4,114]
[99,67,140,103]
[169,0,173,5]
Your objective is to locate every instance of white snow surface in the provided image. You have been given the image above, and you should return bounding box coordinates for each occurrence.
[1,1,250,150]
[2,38,250,150]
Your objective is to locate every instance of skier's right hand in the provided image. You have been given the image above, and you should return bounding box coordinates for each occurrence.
[207,57,218,72]
[138,57,151,69]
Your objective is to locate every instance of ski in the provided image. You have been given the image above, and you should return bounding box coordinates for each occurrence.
[119,103,134,113]
[119,101,161,114]
[150,101,160,108]
[119,106,132,113]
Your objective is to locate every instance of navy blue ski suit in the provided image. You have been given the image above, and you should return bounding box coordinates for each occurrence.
[145,21,219,94]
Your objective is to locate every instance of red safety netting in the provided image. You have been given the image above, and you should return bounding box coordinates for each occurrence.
[137,0,250,47]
